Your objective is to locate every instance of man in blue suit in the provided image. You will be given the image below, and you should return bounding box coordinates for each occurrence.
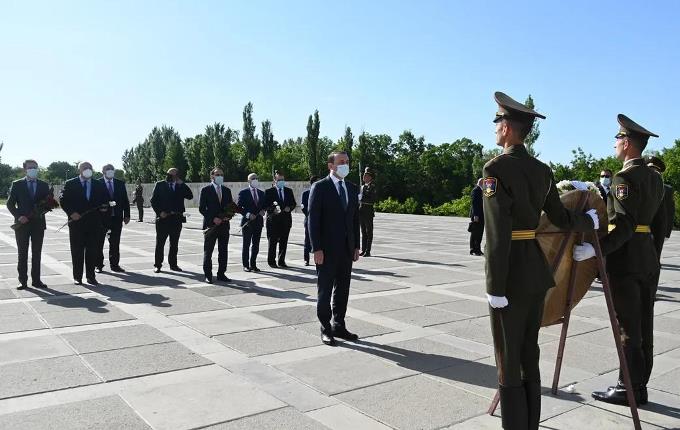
[237,173,266,272]
[198,167,234,283]
[96,164,131,273]
[308,151,361,346]
[7,159,51,289]
[301,175,319,266]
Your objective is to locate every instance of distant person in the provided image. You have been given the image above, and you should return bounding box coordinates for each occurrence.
[150,167,193,273]
[237,173,266,272]
[359,167,377,257]
[264,170,296,268]
[7,159,50,289]
[198,167,233,283]
[96,164,130,273]
[301,175,319,266]
[133,180,144,222]
[469,177,484,256]
[646,156,675,246]
[59,161,108,285]
[308,151,361,346]
[597,169,613,200]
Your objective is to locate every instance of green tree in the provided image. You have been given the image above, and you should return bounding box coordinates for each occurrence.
[242,102,260,161]
[44,161,79,184]
[163,138,188,177]
[523,95,541,157]
[305,110,320,176]
[184,136,203,182]
[661,139,680,191]
[205,122,234,177]
[261,119,276,160]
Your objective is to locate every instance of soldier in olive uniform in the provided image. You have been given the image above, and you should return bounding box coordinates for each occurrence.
[133,180,144,222]
[575,115,665,406]
[359,167,377,257]
[484,92,598,430]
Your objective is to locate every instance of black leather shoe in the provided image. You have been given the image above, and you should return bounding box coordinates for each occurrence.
[278,262,289,268]
[110,266,126,273]
[268,262,278,268]
[154,267,161,273]
[360,251,366,256]
[17,283,27,290]
[170,266,183,272]
[304,260,310,266]
[86,278,99,286]
[592,385,644,405]
[243,266,252,272]
[216,274,231,282]
[96,266,104,273]
[252,266,261,272]
[74,279,83,285]
[605,383,649,405]
[204,275,213,284]
[32,281,48,289]
[363,252,371,257]
[321,333,336,346]
[332,327,359,341]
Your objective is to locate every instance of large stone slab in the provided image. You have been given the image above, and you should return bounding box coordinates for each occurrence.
[430,316,493,345]
[648,367,680,395]
[380,306,470,327]
[349,296,418,313]
[216,293,294,308]
[431,299,490,318]
[374,337,486,372]
[276,350,417,395]
[39,307,135,328]
[0,355,100,399]
[191,285,249,297]
[336,374,489,430]
[82,341,211,381]
[0,335,73,365]
[0,313,46,334]
[0,302,32,315]
[293,316,397,339]
[0,289,15,300]
[157,297,232,315]
[201,407,329,429]
[540,403,665,430]
[254,305,318,325]
[390,291,462,306]
[61,324,174,353]
[172,309,281,336]
[215,326,320,357]
[0,395,151,429]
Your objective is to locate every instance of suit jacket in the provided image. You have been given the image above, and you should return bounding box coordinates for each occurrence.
[60,176,108,227]
[198,183,234,230]
[301,189,310,225]
[264,186,297,231]
[237,187,266,227]
[150,181,193,221]
[99,178,131,221]
[307,175,360,259]
[469,185,484,223]
[663,184,675,238]
[7,178,51,230]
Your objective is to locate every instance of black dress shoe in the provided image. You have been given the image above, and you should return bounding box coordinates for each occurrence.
[86,278,99,286]
[170,266,183,272]
[154,267,161,273]
[243,266,252,272]
[278,262,288,268]
[304,260,310,266]
[252,266,261,272]
[74,279,83,285]
[110,266,126,273]
[363,252,371,257]
[216,274,231,282]
[17,283,27,290]
[96,266,104,273]
[204,276,213,284]
[332,327,359,341]
[321,333,336,346]
[592,384,645,405]
[359,251,365,256]
[268,262,278,268]
[31,281,48,289]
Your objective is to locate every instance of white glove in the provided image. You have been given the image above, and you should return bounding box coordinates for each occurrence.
[573,242,596,261]
[486,294,509,309]
[358,193,363,201]
[586,209,599,230]
[571,180,588,191]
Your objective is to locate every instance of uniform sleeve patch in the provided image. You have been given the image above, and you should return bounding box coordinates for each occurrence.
[615,184,629,200]
[483,177,498,197]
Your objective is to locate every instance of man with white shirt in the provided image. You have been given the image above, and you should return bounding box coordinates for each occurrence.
[96,164,130,273]
[198,167,234,283]
[237,173,266,272]
[598,169,613,200]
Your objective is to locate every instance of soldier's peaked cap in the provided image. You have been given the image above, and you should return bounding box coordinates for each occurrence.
[364,167,375,176]
[646,155,666,172]
[617,114,658,139]
[493,91,546,123]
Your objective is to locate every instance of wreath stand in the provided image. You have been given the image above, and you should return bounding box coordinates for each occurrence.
[486,192,642,430]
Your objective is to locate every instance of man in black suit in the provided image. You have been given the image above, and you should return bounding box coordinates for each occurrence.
[7,159,51,289]
[469,178,484,256]
[301,175,319,266]
[597,169,613,201]
[96,164,130,273]
[199,167,234,283]
[308,151,361,346]
[237,173,266,272]
[60,161,109,285]
[264,170,296,268]
[150,167,193,273]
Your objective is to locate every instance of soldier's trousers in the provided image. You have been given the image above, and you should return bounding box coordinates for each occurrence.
[360,216,374,253]
[469,222,484,252]
[610,274,656,387]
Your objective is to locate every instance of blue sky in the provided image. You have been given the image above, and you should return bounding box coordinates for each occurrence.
[1,0,678,171]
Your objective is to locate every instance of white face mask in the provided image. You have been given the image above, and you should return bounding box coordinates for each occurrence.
[250,179,259,188]
[82,169,93,179]
[104,170,115,179]
[601,177,611,187]
[335,164,350,178]
[276,180,285,189]
[26,168,38,179]
[213,176,224,185]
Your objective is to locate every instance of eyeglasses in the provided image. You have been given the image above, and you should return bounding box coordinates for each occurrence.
[600,175,611,178]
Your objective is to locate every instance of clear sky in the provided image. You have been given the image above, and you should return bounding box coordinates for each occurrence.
[1,0,678,171]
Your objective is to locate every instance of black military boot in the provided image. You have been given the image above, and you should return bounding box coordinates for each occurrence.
[499,385,528,430]
[524,380,542,430]
[592,382,645,405]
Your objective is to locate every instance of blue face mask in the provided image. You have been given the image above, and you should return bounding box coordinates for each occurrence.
[276,180,285,189]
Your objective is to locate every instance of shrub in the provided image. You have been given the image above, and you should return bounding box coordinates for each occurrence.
[423,185,472,216]
[375,196,419,214]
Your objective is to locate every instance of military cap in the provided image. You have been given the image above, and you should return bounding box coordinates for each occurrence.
[364,167,375,177]
[616,114,658,144]
[646,155,666,173]
[493,91,546,124]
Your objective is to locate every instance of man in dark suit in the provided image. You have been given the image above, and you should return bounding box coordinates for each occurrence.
[308,151,361,346]
[264,170,296,268]
[150,167,193,273]
[60,161,109,285]
[469,178,484,256]
[7,159,51,289]
[301,175,319,266]
[132,180,144,222]
[597,169,613,201]
[199,167,234,283]
[237,173,266,272]
[96,164,130,273]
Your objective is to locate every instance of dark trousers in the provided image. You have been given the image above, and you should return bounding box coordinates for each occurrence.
[268,227,290,265]
[360,215,374,253]
[241,222,262,268]
[490,291,545,387]
[469,221,484,252]
[316,251,353,333]
[610,274,656,387]
[15,222,45,284]
[97,217,123,268]
[155,219,182,268]
[136,202,144,221]
[303,220,311,262]
[69,222,101,280]
[204,230,229,276]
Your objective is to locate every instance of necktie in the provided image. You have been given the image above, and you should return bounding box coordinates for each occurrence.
[29,181,36,199]
[83,180,90,201]
[338,181,347,211]
[252,188,258,205]
[216,185,222,203]
[107,180,114,198]
[279,189,283,202]
[170,182,175,192]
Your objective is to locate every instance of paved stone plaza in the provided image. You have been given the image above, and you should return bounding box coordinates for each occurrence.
[0,208,678,429]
